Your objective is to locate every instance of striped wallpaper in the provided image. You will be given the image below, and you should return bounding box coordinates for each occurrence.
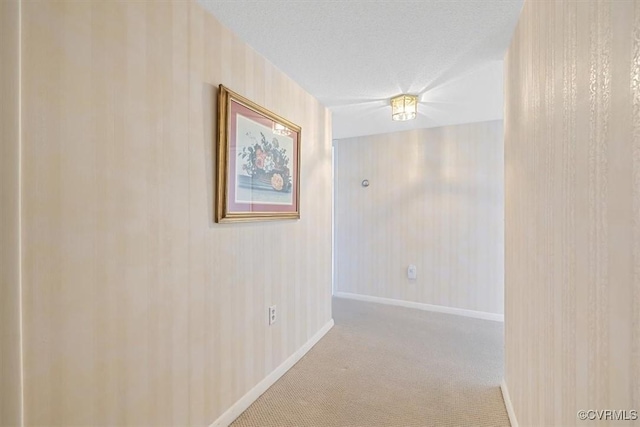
[334,121,504,315]
[0,0,21,426]
[15,1,333,425]
[504,0,640,425]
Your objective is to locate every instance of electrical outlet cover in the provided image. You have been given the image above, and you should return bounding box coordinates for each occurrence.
[408,264,417,280]
[268,305,277,325]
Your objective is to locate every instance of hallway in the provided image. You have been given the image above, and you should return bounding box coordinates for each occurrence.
[232,298,509,427]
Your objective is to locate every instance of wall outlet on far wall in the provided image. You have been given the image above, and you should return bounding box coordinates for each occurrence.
[407,264,417,280]
[268,305,277,325]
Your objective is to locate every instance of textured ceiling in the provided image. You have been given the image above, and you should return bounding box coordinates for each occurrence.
[199,0,523,139]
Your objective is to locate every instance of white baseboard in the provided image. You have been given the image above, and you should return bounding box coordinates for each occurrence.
[500,379,519,427]
[209,319,335,427]
[333,292,504,322]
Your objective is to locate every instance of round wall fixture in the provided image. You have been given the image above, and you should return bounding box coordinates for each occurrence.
[361,179,370,187]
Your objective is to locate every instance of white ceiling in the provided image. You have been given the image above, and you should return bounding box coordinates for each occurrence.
[199,0,523,140]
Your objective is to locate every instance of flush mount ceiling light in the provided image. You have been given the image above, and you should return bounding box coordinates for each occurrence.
[390,94,418,121]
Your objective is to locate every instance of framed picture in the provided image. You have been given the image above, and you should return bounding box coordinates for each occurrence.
[215,85,301,223]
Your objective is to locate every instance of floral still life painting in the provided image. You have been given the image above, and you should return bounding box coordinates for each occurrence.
[216,85,301,223]
[236,128,293,204]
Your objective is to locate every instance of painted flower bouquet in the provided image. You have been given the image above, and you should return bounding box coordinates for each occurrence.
[239,132,292,192]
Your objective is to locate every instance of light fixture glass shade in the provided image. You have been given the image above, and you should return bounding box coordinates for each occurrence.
[391,94,418,121]
[273,122,291,136]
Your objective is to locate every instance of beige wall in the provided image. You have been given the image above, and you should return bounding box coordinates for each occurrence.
[19,1,332,425]
[334,121,504,315]
[505,0,640,425]
[1,0,21,425]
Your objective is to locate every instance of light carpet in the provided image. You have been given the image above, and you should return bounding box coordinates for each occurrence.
[231,297,509,427]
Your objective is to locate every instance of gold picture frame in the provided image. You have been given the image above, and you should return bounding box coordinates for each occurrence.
[216,85,301,223]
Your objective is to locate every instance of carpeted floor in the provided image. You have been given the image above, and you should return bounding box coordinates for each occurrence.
[231,297,510,427]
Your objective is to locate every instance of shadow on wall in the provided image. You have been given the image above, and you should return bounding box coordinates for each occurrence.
[203,83,217,228]
[355,130,502,222]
